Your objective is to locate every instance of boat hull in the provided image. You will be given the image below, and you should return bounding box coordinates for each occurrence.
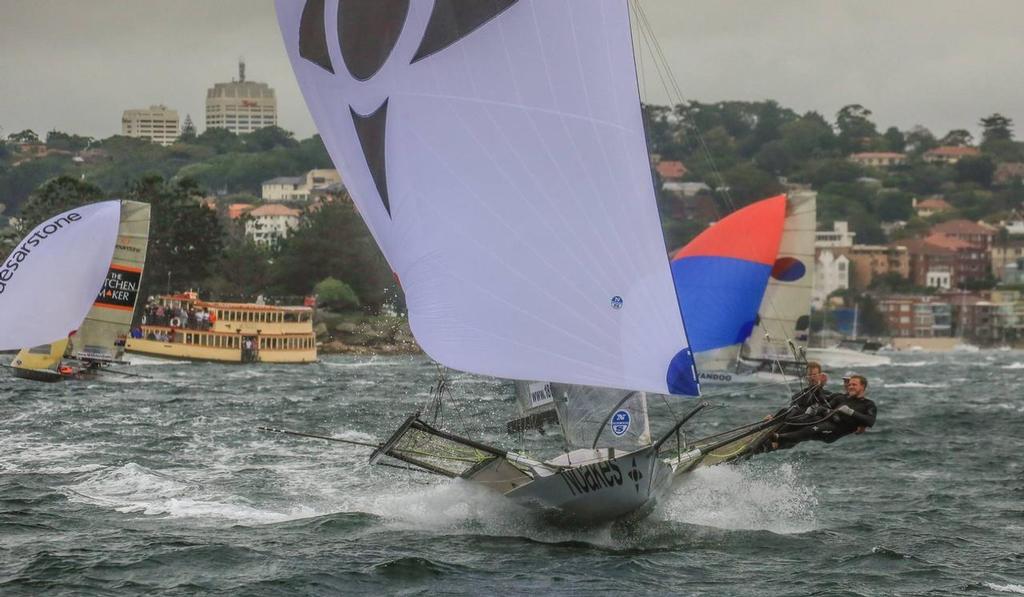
[501,447,674,524]
[126,338,316,364]
[9,366,64,383]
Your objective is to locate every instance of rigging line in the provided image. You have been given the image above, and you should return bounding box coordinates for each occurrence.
[632,2,736,213]
[634,2,808,353]
[256,426,380,449]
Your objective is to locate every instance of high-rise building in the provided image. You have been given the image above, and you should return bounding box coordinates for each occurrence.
[206,61,277,134]
[121,105,180,146]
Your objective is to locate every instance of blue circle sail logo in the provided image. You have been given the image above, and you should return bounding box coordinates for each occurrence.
[611,295,623,310]
[611,409,631,436]
[771,257,806,282]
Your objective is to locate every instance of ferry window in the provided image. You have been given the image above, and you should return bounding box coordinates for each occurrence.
[186,333,193,344]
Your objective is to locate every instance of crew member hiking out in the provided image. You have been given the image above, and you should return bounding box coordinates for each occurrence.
[769,374,877,450]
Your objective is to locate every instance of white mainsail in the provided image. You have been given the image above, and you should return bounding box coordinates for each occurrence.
[70,201,151,362]
[277,0,699,395]
[743,190,817,362]
[0,201,121,351]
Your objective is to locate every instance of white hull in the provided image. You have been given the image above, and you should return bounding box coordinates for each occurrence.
[494,447,676,523]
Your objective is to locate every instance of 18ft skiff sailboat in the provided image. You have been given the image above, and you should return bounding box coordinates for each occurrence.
[275,0,784,523]
[1,201,149,381]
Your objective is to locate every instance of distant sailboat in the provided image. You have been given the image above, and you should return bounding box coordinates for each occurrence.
[3,201,150,381]
[275,0,785,522]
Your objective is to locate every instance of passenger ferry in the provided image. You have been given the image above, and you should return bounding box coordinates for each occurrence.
[125,292,317,363]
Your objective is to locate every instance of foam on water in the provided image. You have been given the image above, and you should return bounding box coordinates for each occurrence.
[888,360,934,368]
[657,461,818,534]
[1000,362,1024,369]
[61,463,319,524]
[883,382,949,388]
[986,583,1024,594]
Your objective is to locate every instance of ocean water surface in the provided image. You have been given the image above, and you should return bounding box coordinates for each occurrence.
[1,351,1022,595]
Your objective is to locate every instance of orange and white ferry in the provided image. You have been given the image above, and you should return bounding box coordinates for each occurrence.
[125,292,317,363]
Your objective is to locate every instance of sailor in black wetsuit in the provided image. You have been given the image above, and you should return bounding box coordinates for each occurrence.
[789,361,836,414]
[772,374,876,448]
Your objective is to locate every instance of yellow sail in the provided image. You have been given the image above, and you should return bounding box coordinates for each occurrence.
[70,201,150,362]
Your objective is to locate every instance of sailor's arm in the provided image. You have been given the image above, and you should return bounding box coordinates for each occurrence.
[835,401,876,427]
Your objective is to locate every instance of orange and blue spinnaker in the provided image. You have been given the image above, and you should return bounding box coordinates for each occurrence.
[671,195,787,352]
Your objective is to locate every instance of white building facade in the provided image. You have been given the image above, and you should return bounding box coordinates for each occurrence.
[813,249,850,309]
[121,105,180,146]
[206,62,277,134]
[816,221,856,248]
[245,205,301,246]
[261,169,342,202]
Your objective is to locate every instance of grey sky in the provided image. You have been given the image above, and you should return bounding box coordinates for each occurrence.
[2,1,1021,141]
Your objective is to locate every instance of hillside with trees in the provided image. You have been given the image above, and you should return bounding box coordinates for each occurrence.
[2,102,1023,317]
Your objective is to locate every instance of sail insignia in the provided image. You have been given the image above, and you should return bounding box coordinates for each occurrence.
[277,0,699,395]
[298,0,333,73]
[411,0,519,64]
[338,0,410,81]
[350,101,392,216]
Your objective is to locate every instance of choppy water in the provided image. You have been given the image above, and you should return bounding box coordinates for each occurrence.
[1,352,1022,595]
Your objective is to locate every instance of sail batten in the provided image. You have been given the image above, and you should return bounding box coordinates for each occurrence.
[278,0,698,395]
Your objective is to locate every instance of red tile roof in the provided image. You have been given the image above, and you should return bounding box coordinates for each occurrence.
[655,160,687,180]
[924,233,974,251]
[930,219,996,236]
[925,146,981,158]
[227,203,255,219]
[916,197,952,211]
[851,152,906,159]
[250,204,301,217]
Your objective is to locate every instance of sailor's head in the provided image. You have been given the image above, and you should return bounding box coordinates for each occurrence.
[805,361,824,385]
[846,374,867,398]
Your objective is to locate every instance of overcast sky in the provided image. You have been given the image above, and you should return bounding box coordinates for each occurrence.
[2,0,1021,141]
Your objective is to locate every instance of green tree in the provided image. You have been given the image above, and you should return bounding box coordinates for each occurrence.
[904,125,938,155]
[193,127,243,154]
[45,130,93,152]
[126,175,224,293]
[205,234,271,296]
[7,129,39,143]
[955,155,996,187]
[179,115,197,142]
[882,126,906,152]
[314,277,361,311]
[940,129,973,147]
[271,198,394,309]
[836,104,878,153]
[242,126,299,152]
[875,191,913,222]
[718,162,783,207]
[980,113,1014,144]
[778,112,837,159]
[0,155,72,212]
[14,175,104,233]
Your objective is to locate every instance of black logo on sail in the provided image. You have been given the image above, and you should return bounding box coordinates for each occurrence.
[95,265,141,311]
[296,0,518,217]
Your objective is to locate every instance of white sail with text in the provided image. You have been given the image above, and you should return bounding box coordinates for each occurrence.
[0,201,121,351]
[276,0,699,396]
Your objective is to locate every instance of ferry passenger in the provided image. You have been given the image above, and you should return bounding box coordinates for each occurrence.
[771,374,877,450]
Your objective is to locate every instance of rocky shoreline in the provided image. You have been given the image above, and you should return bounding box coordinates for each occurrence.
[315,312,423,356]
